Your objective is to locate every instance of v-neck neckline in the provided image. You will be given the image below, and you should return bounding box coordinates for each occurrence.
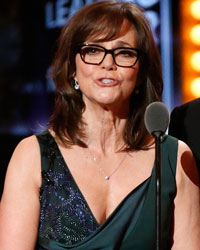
[47,130,154,226]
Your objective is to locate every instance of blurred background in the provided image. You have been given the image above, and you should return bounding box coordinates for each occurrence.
[0,0,200,197]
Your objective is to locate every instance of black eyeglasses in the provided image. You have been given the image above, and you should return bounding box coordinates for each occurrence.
[77,43,142,68]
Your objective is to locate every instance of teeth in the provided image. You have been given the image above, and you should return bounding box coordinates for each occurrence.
[101,79,114,83]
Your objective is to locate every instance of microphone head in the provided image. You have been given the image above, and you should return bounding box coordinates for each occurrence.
[144,101,169,135]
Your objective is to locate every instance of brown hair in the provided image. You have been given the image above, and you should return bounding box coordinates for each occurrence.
[49,0,163,150]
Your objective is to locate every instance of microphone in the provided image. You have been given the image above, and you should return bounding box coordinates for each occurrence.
[144,101,169,250]
[144,101,169,136]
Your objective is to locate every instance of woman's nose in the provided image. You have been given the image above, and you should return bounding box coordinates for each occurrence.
[100,53,117,70]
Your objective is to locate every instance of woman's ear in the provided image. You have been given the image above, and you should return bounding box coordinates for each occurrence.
[73,72,77,81]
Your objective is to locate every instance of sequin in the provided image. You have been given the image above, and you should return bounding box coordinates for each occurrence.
[36,131,99,245]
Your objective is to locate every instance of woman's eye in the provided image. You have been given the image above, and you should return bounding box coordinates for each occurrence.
[85,47,101,55]
[117,50,136,57]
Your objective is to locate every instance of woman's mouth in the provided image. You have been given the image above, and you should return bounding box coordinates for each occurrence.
[97,78,118,86]
[101,78,114,83]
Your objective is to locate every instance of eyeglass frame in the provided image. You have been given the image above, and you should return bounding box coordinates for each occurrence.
[76,43,143,68]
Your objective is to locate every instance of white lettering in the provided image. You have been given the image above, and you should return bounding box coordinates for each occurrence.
[45,2,57,29]
[56,0,69,27]
[45,0,70,29]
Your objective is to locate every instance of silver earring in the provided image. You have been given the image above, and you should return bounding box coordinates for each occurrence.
[74,80,80,90]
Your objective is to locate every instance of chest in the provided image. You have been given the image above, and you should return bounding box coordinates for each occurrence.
[59,146,155,224]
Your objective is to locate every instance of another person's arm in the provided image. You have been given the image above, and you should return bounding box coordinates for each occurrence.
[0,136,41,250]
[172,140,200,249]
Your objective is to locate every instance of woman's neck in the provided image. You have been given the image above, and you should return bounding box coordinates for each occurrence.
[82,104,128,154]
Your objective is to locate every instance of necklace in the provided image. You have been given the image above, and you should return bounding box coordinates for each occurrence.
[88,149,128,180]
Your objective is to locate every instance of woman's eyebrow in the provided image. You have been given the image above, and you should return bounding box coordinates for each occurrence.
[114,40,133,47]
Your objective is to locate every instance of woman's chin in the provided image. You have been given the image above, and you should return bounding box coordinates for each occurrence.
[94,91,121,104]
[94,95,120,106]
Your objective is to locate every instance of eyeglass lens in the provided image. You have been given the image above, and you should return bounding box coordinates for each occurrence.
[80,45,139,67]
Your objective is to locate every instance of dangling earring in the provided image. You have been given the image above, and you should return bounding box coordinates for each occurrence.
[74,79,80,90]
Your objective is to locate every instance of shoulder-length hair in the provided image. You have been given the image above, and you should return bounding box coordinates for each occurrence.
[49,0,163,150]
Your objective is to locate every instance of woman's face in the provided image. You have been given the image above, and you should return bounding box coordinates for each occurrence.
[74,22,140,111]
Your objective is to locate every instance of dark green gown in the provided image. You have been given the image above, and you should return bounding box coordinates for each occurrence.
[35,131,177,250]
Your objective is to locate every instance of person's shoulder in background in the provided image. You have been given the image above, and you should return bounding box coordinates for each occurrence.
[169,98,200,140]
[169,98,200,177]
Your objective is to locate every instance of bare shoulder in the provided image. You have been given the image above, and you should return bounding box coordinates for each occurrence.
[0,135,42,249]
[172,140,200,249]
[5,135,42,189]
[176,140,199,187]
[12,135,40,158]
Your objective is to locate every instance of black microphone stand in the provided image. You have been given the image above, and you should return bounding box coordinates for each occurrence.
[144,101,169,250]
[152,131,163,250]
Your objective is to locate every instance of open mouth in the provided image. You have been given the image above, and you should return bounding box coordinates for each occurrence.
[100,78,114,84]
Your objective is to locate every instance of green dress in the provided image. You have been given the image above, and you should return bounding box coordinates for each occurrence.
[35,131,177,250]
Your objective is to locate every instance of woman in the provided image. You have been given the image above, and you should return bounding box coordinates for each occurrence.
[0,1,200,249]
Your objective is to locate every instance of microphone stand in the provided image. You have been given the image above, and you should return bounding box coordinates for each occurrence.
[153,131,163,250]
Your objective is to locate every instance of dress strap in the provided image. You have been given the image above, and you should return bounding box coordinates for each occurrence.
[162,134,178,177]
[35,130,57,186]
